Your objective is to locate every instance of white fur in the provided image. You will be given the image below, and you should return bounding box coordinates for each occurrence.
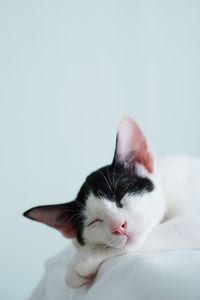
[66,155,200,288]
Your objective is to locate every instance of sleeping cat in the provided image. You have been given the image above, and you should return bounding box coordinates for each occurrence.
[23,116,200,288]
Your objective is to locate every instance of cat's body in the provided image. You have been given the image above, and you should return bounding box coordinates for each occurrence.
[65,155,200,287]
[24,118,200,288]
[145,154,200,251]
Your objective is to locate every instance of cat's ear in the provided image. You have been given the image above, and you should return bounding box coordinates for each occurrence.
[23,201,79,238]
[112,116,154,173]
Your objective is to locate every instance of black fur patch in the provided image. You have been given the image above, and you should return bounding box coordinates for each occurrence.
[85,165,154,204]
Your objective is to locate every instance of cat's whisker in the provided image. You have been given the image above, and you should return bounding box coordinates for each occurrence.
[107,167,113,190]
[112,160,117,188]
[58,213,83,228]
[114,172,126,192]
[97,170,113,194]
[74,200,88,210]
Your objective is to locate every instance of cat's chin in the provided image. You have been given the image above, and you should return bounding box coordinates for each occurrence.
[105,237,129,249]
[104,233,139,249]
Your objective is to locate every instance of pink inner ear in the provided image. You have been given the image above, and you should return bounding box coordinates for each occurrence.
[25,205,77,239]
[117,116,154,173]
[59,223,77,238]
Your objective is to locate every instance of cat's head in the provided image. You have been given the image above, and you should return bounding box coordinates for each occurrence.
[24,117,165,249]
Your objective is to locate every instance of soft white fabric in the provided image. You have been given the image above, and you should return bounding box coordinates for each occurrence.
[29,243,200,300]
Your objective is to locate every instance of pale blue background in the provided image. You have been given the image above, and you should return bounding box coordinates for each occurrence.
[0,0,200,299]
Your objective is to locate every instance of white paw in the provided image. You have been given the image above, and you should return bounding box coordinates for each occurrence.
[65,247,101,288]
[75,256,99,278]
[65,263,90,288]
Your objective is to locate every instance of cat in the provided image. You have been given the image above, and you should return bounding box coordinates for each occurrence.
[23,116,200,288]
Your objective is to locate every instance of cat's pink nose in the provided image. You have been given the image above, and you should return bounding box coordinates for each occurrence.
[112,220,127,235]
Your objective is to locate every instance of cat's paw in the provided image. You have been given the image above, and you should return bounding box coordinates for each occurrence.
[65,247,100,288]
[75,255,99,279]
[65,263,91,288]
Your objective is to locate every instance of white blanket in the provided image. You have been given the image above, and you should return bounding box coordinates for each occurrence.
[29,243,200,300]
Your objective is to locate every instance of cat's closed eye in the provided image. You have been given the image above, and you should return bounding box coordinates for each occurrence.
[87,219,103,226]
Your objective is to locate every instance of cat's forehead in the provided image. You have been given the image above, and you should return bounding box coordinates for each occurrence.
[86,165,133,185]
[83,164,154,206]
[86,192,117,212]
[84,192,125,219]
